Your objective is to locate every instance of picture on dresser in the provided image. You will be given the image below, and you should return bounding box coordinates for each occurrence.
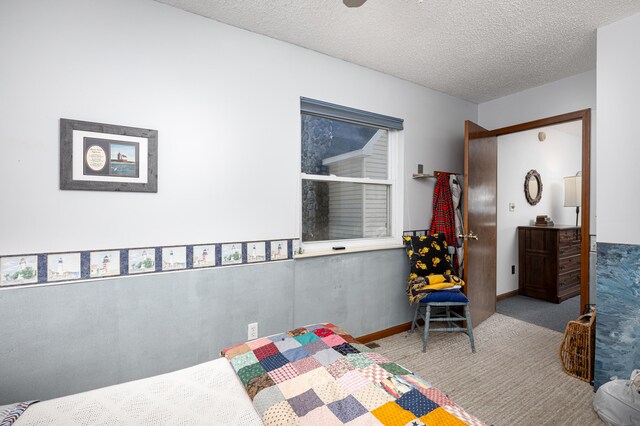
[0,255,38,286]
[60,119,158,193]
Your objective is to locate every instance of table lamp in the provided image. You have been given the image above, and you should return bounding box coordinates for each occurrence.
[564,172,582,226]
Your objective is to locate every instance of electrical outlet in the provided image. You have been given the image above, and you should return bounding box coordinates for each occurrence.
[509,202,516,212]
[248,322,258,340]
[511,265,516,274]
[590,235,597,252]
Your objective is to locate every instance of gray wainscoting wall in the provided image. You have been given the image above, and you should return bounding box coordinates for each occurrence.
[0,248,410,404]
[594,243,640,389]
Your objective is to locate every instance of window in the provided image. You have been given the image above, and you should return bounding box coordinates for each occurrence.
[300,98,403,251]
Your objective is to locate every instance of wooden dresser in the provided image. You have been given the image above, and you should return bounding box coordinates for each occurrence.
[517,225,581,303]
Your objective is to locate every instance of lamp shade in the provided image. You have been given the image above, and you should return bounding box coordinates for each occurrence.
[564,175,582,207]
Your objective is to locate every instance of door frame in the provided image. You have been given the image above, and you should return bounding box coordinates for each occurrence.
[484,109,591,310]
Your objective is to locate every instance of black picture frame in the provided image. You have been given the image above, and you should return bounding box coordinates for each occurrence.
[60,119,158,193]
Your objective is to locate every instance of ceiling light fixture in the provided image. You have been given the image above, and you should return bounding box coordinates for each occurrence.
[343,0,423,7]
[343,0,367,7]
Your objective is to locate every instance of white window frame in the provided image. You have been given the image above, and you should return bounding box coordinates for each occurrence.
[298,122,404,255]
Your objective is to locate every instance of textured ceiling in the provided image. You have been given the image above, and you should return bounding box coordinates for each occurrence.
[156,0,640,103]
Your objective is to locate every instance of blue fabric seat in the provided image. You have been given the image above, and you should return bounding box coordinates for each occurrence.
[418,289,469,304]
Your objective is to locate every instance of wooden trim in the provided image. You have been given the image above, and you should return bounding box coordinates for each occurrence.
[580,110,591,312]
[356,320,417,343]
[463,121,470,288]
[496,289,519,302]
[488,109,588,137]
[489,108,591,310]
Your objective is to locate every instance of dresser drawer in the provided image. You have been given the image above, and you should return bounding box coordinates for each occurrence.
[559,241,581,256]
[558,270,581,301]
[559,229,581,245]
[559,254,581,273]
[559,270,581,291]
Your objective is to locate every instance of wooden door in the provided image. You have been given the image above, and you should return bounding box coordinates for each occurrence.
[463,121,497,327]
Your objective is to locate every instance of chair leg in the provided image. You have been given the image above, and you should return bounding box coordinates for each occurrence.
[445,306,454,328]
[465,304,476,353]
[409,303,420,334]
[422,304,431,353]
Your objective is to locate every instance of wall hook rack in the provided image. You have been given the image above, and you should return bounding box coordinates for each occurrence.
[412,166,461,179]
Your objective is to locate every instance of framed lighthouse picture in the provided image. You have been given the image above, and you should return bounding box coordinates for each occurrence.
[47,253,81,282]
[89,250,120,278]
[60,119,158,193]
[193,245,216,268]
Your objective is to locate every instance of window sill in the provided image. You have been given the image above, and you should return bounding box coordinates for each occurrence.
[294,243,404,259]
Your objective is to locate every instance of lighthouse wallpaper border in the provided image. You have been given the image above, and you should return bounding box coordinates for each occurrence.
[0,228,434,289]
[193,245,216,268]
[47,253,81,282]
[0,255,39,286]
[161,246,187,271]
[60,118,158,193]
[89,251,121,278]
[129,248,156,274]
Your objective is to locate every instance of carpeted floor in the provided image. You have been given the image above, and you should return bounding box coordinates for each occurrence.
[374,313,602,426]
[497,295,581,333]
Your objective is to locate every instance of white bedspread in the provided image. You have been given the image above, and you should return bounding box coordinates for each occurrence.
[14,358,263,425]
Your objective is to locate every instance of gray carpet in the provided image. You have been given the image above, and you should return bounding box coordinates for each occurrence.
[375,313,602,426]
[497,295,581,333]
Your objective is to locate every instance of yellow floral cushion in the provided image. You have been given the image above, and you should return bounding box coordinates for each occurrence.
[403,234,453,277]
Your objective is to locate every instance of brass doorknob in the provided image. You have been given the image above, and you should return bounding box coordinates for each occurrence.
[458,231,479,241]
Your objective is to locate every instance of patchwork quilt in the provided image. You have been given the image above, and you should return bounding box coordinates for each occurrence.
[0,401,38,426]
[222,323,485,425]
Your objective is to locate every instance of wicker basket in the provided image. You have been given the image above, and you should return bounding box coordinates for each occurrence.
[560,308,596,383]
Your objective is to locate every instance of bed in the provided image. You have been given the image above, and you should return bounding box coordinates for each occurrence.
[8,358,262,426]
[6,323,484,425]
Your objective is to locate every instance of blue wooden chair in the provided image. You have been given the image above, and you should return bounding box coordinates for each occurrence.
[409,289,475,353]
[404,241,475,353]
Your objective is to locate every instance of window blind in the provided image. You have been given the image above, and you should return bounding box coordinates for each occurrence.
[300,97,404,130]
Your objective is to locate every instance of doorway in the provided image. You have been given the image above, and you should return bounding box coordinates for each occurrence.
[463,110,591,327]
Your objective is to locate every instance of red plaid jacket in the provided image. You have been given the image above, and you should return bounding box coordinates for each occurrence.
[429,173,459,273]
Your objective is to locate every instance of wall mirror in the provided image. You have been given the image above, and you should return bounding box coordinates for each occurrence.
[524,169,543,205]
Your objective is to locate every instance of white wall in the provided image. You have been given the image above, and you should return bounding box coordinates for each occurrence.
[478,70,596,235]
[478,70,596,130]
[596,11,640,245]
[593,11,640,390]
[0,0,476,256]
[479,69,597,301]
[496,127,582,295]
